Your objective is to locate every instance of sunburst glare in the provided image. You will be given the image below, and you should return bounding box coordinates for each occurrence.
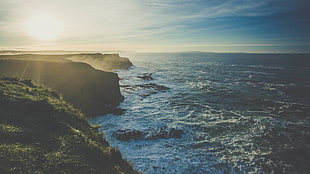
[26,15,61,41]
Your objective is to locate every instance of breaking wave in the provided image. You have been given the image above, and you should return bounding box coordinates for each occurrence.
[90,53,310,174]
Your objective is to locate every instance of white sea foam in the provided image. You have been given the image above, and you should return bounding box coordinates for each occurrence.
[90,53,310,174]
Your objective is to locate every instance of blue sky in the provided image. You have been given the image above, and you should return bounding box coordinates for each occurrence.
[0,0,309,53]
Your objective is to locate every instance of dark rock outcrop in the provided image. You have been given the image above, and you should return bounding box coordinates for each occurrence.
[137,73,154,80]
[0,60,124,116]
[113,129,144,141]
[113,127,184,141]
[146,127,184,140]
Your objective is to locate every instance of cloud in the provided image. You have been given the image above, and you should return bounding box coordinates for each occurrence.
[1,1,282,38]
[1,0,309,52]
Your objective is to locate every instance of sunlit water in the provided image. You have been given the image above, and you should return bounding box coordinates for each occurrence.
[89,53,310,174]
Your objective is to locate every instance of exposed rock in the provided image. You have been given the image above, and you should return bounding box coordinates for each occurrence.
[137,73,154,80]
[113,127,184,141]
[113,129,144,141]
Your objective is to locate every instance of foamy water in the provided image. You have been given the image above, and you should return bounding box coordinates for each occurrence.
[90,53,310,174]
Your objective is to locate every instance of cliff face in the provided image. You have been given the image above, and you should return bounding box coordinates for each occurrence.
[0,60,124,116]
[0,77,137,174]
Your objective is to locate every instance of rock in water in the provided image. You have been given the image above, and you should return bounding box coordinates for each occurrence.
[113,129,144,141]
[137,73,154,80]
[146,127,184,140]
[113,127,184,141]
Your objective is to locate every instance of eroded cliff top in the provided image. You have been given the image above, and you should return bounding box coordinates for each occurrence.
[0,53,132,71]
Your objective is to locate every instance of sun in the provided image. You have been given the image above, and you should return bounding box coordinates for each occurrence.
[26,15,61,41]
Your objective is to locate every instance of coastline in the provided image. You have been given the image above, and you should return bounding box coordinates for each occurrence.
[0,53,137,173]
[0,77,137,173]
[0,53,131,117]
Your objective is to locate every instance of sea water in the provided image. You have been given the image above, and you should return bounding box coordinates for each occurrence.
[89,53,310,174]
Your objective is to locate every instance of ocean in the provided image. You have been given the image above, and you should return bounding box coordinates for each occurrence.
[89,53,310,174]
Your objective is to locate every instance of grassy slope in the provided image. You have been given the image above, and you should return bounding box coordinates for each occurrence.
[0,77,137,174]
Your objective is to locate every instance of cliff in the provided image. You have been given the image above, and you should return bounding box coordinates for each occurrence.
[0,77,137,174]
[0,59,124,117]
[65,53,133,71]
[0,53,133,71]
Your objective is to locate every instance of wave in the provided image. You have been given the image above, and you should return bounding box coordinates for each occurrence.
[90,53,310,173]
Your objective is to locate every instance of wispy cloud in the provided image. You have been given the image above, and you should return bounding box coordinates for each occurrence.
[0,0,309,52]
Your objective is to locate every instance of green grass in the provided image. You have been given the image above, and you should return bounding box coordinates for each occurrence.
[0,77,137,174]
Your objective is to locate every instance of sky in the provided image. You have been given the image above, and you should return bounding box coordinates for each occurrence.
[0,0,310,53]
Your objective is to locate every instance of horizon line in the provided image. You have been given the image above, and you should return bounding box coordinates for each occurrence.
[1,49,310,55]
